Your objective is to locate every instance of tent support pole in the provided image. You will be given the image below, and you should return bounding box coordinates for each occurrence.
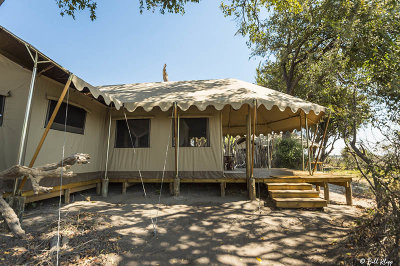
[305,113,312,175]
[300,114,304,171]
[305,124,319,169]
[245,106,251,190]
[174,102,180,196]
[312,113,331,175]
[16,74,73,194]
[266,134,270,169]
[249,100,256,200]
[13,52,38,195]
[102,108,112,197]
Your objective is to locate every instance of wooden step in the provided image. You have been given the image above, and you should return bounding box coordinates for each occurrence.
[273,198,327,208]
[264,178,307,183]
[269,190,319,199]
[266,183,313,190]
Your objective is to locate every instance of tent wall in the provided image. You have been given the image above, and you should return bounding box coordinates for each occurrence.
[107,106,224,179]
[22,74,109,178]
[0,54,31,171]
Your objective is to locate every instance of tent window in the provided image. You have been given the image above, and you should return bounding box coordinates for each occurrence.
[115,119,150,148]
[0,95,4,126]
[45,100,86,134]
[173,118,210,147]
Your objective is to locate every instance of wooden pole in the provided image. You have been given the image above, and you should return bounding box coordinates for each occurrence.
[17,74,73,192]
[300,114,304,171]
[312,113,331,175]
[104,109,112,180]
[305,124,319,167]
[305,113,311,175]
[174,103,180,196]
[270,133,274,168]
[266,134,270,169]
[251,100,256,178]
[246,106,251,190]
[323,182,330,203]
[345,181,353,206]
[250,100,257,200]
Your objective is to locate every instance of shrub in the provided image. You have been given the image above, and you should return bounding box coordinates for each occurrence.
[273,137,303,169]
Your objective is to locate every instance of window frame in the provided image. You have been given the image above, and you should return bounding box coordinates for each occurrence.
[114,118,151,148]
[44,100,87,135]
[172,117,210,147]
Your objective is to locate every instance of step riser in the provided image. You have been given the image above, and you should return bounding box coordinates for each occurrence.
[266,181,326,208]
[269,192,319,198]
[268,185,312,190]
[275,202,327,208]
[265,179,306,183]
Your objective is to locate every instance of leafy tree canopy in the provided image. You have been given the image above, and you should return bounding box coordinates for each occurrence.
[55,0,200,20]
[221,0,400,159]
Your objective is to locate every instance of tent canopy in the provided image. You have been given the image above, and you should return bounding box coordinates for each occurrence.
[94,78,326,135]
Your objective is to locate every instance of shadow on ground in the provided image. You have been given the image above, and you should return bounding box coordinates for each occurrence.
[0,183,362,265]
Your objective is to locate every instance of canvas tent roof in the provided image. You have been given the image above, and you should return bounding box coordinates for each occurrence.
[95,79,327,134]
[0,25,327,135]
[97,79,325,114]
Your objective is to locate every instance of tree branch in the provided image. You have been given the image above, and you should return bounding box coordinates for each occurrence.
[0,153,90,238]
[0,153,90,195]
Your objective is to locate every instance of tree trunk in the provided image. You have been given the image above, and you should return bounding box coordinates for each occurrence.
[0,196,25,238]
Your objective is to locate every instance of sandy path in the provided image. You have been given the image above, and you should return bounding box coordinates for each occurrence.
[1,183,369,265]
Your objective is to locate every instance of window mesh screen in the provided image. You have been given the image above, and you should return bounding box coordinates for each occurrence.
[45,100,86,134]
[173,118,209,147]
[115,119,150,148]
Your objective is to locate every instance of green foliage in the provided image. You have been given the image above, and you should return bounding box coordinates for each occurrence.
[54,0,303,21]
[138,0,200,14]
[340,147,356,170]
[56,0,97,20]
[273,137,302,169]
[55,0,201,20]
[222,0,399,161]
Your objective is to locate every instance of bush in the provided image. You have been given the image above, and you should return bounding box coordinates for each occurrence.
[273,137,303,169]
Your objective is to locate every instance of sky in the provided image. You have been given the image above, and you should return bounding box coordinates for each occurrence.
[0,0,260,85]
[0,0,382,155]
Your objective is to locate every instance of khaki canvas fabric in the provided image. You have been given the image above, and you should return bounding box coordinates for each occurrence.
[0,54,31,171]
[23,74,109,174]
[107,106,224,177]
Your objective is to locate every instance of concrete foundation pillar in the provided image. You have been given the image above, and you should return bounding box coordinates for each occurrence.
[102,179,109,198]
[96,182,101,195]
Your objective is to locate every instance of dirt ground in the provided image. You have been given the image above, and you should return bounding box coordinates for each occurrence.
[0,181,373,265]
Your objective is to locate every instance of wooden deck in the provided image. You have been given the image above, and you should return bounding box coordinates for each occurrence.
[4,168,352,206]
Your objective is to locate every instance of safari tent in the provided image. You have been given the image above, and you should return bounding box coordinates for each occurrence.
[1,26,342,206]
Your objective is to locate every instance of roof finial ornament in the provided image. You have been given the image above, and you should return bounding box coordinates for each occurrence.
[163,64,169,82]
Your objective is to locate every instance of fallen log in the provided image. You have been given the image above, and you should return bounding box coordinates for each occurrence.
[0,153,90,238]
[0,196,25,238]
